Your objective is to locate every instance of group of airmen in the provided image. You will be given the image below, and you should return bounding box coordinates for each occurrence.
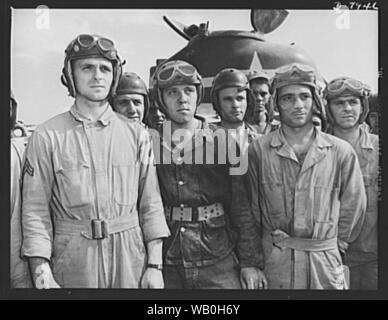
[10,33,378,290]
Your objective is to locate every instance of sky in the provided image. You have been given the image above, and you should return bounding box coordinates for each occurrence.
[11,8,378,125]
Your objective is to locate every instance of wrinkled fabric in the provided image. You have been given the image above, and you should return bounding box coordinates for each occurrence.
[247,128,366,289]
[250,122,274,135]
[10,138,32,288]
[344,128,379,276]
[21,105,170,288]
[245,122,261,143]
[163,252,242,289]
[153,117,261,270]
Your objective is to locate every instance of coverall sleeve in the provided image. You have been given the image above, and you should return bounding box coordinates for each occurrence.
[11,141,32,287]
[137,127,170,242]
[21,131,54,261]
[228,137,262,269]
[338,146,367,245]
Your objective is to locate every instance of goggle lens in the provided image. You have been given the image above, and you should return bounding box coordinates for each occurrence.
[158,67,174,81]
[98,38,115,51]
[178,64,196,76]
[78,34,95,47]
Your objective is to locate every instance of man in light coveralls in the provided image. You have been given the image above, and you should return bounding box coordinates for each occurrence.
[21,34,170,288]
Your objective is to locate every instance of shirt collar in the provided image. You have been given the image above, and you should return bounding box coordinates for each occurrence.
[159,116,213,152]
[70,103,115,127]
[359,126,375,150]
[270,126,333,149]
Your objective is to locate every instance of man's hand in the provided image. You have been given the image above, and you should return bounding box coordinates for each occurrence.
[141,238,164,288]
[140,268,164,289]
[29,257,61,289]
[240,267,268,290]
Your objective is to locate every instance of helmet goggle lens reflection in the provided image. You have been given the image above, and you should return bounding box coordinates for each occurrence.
[326,78,366,94]
[157,63,197,82]
[76,34,115,52]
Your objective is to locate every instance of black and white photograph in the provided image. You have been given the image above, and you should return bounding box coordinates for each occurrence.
[3,0,386,303]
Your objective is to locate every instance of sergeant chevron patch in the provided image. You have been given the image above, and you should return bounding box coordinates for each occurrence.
[22,158,34,177]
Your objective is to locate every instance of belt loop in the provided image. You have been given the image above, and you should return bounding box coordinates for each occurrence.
[102,220,109,238]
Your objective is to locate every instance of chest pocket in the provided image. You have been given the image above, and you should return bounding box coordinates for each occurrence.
[56,164,93,210]
[113,162,139,206]
[260,181,287,220]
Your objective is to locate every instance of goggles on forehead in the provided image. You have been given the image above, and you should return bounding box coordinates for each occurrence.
[274,63,316,83]
[325,77,370,97]
[276,62,314,73]
[270,64,319,95]
[75,34,115,51]
[66,34,118,61]
[156,62,200,86]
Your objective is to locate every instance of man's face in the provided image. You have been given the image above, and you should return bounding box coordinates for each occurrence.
[72,58,113,102]
[277,84,314,128]
[113,93,145,121]
[162,84,197,124]
[368,112,379,131]
[329,95,362,130]
[218,87,247,124]
[148,107,166,129]
[250,81,270,114]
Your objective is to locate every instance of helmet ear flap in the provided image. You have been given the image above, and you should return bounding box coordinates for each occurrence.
[61,62,76,97]
[110,61,123,98]
[244,88,256,121]
[143,96,150,122]
[271,92,279,114]
[196,83,204,106]
[61,72,68,87]
[359,96,370,124]
[210,87,220,115]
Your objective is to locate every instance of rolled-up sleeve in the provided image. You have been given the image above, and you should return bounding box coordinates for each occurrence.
[137,128,170,242]
[21,131,54,261]
[338,145,367,245]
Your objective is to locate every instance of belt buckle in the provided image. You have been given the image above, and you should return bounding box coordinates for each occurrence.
[91,219,108,240]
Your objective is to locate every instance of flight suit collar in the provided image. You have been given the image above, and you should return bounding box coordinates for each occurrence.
[70,103,115,127]
[270,127,333,171]
[359,127,375,151]
[355,127,376,167]
[300,129,333,174]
